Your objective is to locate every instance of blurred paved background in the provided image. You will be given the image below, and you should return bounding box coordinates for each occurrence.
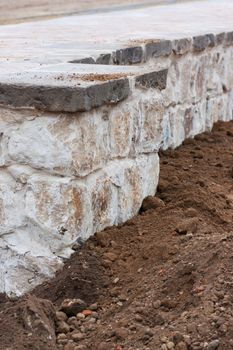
[0,0,191,24]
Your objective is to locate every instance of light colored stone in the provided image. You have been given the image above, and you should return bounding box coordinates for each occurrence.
[0,155,160,295]
[164,58,192,105]
[8,116,72,173]
[7,111,110,177]
[87,169,118,233]
[0,241,62,296]
[138,93,165,153]
[25,175,92,244]
[116,154,160,223]
[162,105,185,149]
[191,54,209,103]
[109,105,133,158]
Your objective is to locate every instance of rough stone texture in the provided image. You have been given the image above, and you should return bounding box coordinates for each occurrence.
[69,57,96,64]
[206,33,216,47]
[172,38,192,55]
[2,0,233,296]
[0,77,130,113]
[215,32,226,46]
[135,69,168,90]
[96,54,112,65]
[113,46,143,65]
[0,64,168,112]
[225,31,233,46]
[0,152,159,296]
[145,40,172,59]
[193,35,212,52]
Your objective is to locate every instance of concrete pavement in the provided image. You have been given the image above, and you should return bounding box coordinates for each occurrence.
[0,0,191,24]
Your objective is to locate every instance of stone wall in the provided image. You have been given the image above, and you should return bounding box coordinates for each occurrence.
[1,34,233,296]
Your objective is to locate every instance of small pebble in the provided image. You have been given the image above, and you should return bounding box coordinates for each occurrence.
[166,341,175,349]
[71,332,85,342]
[67,317,77,325]
[56,311,68,322]
[82,310,93,317]
[57,321,70,334]
[114,327,128,340]
[74,346,87,350]
[207,340,220,350]
[77,313,85,320]
[175,342,187,350]
[88,317,96,324]
[64,344,75,350]
[153,300,161,309]
[97,342,110,350]
[89,303,98,311]
[57,333,67,340]
[135,314,143,322]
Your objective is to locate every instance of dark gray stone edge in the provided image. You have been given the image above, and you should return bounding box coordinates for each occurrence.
[135,69,168,90]
[0,67,169,112]
[69,31,233,66]
[0,78,130,113]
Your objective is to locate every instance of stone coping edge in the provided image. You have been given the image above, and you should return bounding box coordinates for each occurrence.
[1,30,231,113]
[0,78,129,113]
[0,69,168,113]
[70,31,232,66]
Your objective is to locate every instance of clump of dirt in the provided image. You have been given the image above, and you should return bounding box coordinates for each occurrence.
[76,73,132,82]
[1,121,233,350]
[128,38,161,45]
[55,72,132,83]
[0,295,56,350]
[33,249,108,307]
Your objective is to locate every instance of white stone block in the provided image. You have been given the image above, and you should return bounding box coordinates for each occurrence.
[8,116,72,172]
[109,103,134,158]
[0,172,25,236]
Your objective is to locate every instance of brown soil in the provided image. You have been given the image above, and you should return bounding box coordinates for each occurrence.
[1,121,233,350]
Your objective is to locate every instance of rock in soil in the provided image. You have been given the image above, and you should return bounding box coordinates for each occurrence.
[60,299,87,316]
[141,195,165,211]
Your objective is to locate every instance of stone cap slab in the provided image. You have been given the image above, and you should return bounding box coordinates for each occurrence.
[1,0,233,111]
[0,64,168,112]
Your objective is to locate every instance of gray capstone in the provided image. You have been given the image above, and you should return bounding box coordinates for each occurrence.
[215,32,226,45]
[145,40,172,59]
[96,54,112,65]
[206,33,215,47]
[193,34,211,51]
[225,31,233,45]
[172,38,192,55]
[69,57,96,64]
[113,46,143,65]
[0,78,130,112]
[135,69,168,90]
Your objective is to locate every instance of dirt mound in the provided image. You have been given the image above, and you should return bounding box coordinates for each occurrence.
[0,121,233,350]
[33,249,108,307]
[0,295,56,350]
